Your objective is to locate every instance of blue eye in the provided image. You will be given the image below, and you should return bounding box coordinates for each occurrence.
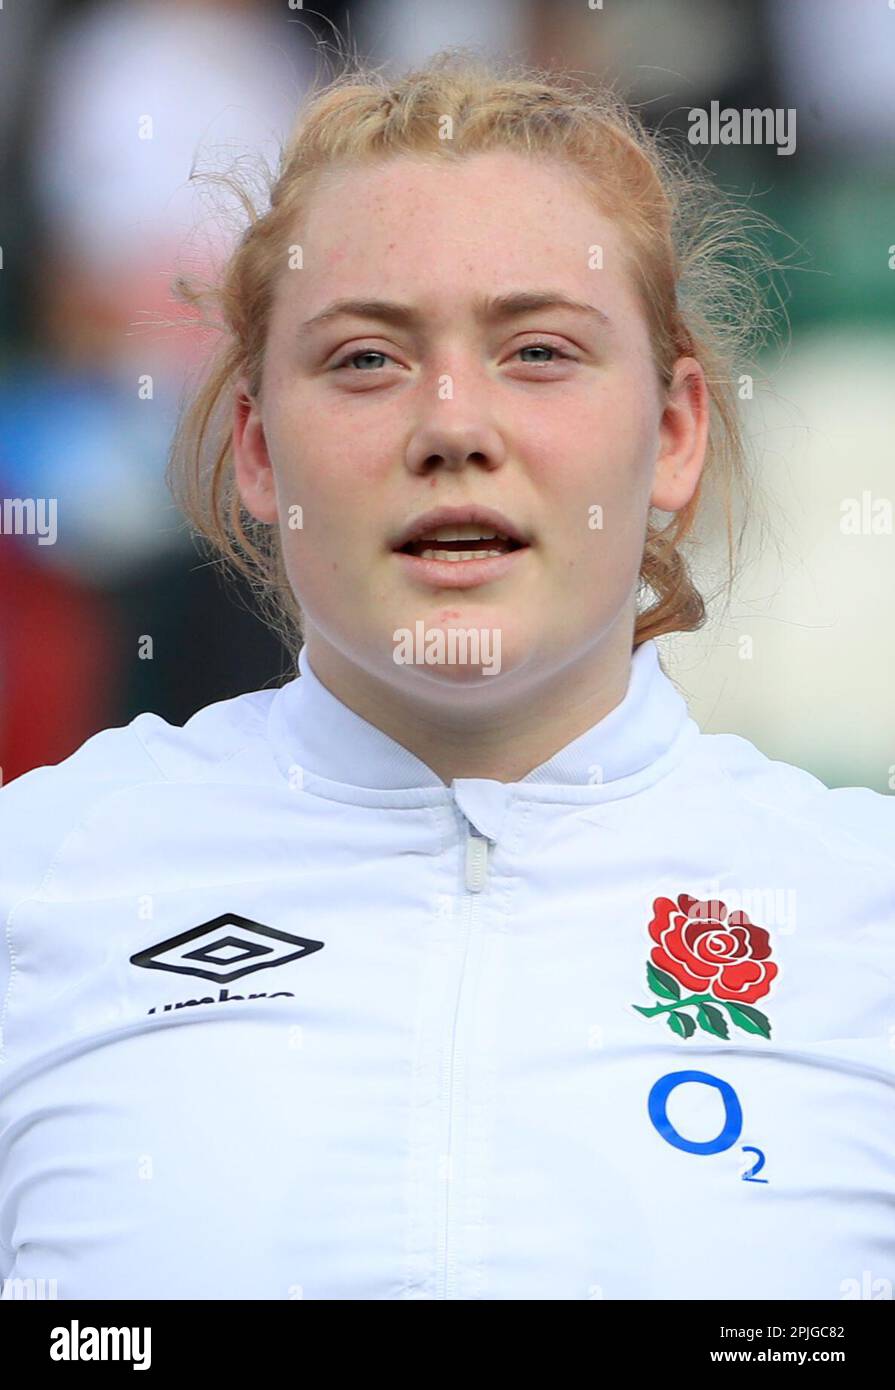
[333,349,395,371]
[517,343,572,364]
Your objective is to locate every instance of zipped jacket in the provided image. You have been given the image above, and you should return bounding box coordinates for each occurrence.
[1,640,893,1300]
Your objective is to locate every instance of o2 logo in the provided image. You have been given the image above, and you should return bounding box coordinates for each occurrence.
[648,1070,768,1182]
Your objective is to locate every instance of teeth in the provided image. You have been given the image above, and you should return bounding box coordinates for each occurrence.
[417,526,505,543]
[419,548,507,561]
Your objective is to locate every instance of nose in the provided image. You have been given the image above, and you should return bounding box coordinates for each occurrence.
[405,414,507,477]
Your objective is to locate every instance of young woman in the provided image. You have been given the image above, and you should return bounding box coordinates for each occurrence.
[1,51,892,1302]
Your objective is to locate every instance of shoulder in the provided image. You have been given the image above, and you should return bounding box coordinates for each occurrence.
[0,684,283,905]
[695,729,895,871]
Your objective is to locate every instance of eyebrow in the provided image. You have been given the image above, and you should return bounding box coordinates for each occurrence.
[301,290,613,333]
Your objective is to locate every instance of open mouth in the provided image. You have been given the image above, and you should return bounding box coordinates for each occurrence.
[390,517,532,586]
[398,535,526,561]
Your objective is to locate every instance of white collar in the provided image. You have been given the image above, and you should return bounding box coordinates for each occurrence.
[266,639,698,809]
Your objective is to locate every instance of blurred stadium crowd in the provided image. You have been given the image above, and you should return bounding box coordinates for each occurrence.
[0,0,893,787]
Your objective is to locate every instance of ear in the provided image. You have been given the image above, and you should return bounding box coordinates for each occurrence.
[650,356,709,512]
[232,378,279,524]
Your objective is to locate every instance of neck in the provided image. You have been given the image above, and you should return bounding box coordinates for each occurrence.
[301,620,636,785]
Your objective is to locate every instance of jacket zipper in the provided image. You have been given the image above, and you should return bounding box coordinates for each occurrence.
[464,819,490,893]
[437,812,491,1300]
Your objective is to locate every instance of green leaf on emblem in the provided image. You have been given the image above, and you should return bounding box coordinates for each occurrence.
[667,1011,696,1038]
[695,1002,729,1039]
[647,962,680,1000]
[724,1001,771,1038]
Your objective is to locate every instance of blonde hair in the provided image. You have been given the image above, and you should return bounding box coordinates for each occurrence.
[167,46,784,662]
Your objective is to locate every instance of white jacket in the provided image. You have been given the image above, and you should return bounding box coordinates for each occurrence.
[1,639,893,1300]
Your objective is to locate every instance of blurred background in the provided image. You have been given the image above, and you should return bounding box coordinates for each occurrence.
[0,0,893,790]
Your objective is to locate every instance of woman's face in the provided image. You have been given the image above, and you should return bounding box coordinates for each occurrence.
[234,149,706,699]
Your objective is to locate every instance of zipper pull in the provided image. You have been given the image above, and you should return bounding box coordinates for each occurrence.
[464,823,490,893]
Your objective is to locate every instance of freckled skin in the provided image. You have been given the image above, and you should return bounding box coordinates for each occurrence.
[232,150,708,779]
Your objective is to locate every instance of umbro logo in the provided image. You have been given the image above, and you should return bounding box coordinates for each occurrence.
[130,913,325,983]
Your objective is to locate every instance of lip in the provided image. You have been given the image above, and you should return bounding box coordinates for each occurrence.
[391,504,529,552]
[392,545,530,589]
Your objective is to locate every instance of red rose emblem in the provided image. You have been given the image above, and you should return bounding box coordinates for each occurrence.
[648,893,778,1005]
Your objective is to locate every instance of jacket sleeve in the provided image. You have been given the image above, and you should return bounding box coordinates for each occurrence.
[0,725,166,1053]
[0,725,166,1284]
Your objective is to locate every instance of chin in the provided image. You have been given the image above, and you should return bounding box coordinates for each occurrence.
[387,628,533,688]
